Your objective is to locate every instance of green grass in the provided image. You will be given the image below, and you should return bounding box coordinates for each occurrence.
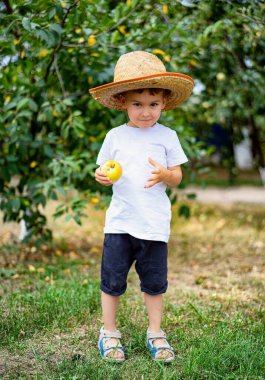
[0,202,264,379]
[1,279,99,347]
[0,261,264,379]
[191,177,263,187]
[189,166,263,187]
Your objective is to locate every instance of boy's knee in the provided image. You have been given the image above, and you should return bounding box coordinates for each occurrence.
[137,262,168,295]
[101,268,128,296]
[141,280,168,295]
[100,283,127,296]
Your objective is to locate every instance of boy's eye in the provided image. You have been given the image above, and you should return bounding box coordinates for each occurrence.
[133,103,141,107]
[151,103,159,107]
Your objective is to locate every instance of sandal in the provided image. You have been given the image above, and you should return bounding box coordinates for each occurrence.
[146,329,175,362]
[98,326,125,362]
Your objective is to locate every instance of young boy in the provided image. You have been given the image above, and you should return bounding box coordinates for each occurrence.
[89,51,194,362]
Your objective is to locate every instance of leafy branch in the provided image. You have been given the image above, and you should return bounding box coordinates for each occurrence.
[44,0,81,81]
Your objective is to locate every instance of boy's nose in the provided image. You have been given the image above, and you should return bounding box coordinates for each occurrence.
[142,107,150,116]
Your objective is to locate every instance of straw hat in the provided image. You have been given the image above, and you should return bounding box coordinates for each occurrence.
[89,51,194,111]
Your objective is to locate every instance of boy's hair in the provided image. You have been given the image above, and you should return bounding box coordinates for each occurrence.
[118,88,171,99]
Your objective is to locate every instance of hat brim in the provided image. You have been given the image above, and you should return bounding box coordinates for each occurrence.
[89,73,194,111]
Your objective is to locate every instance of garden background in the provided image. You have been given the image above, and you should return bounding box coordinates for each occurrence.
[0,1,264,379]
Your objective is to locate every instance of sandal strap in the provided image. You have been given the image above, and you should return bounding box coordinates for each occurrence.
[100,327,121,339]
[148,339,173,350]
[99,341,125,361]
[98,329,125,361]
[101,331,121,339]
[154,345,173,351]
[154,346,175,360]
[146,329,175,361]
[102,346,124,357]
[101,337,123,348]
[147,330,166,340]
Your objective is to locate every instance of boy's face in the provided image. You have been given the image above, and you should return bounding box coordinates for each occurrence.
[120,90,166,128]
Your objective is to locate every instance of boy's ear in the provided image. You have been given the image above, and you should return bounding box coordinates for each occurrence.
[161,98,167,110]
[118,94,127,109]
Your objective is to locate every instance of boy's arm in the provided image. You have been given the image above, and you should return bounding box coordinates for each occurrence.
[145,158,182,188]
[163,165,182,187]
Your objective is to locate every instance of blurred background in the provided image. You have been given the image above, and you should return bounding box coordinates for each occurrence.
[1,3,265,377]
[0,0,264,242]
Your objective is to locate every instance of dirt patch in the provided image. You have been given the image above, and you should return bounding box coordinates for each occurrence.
[166,203,265,307]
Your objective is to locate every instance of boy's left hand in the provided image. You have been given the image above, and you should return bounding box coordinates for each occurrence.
[145,158,169,188]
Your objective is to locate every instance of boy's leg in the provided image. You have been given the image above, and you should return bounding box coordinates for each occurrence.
[99,234,134,360]
[133,238,172,359]
[101,291,119,331]
[144,293,172,360]
[101,291,124,360]
[144,293,163,332]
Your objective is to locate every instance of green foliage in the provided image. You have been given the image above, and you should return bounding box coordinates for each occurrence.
[1,0,264,242]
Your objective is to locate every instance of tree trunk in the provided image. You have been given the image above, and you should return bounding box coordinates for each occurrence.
[248,114,265,168]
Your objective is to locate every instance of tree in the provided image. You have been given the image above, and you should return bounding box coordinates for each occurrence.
[176,0,265,171]
[1,0,263,244]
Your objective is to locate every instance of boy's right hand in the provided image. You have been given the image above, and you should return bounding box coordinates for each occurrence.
[95,167,113,186]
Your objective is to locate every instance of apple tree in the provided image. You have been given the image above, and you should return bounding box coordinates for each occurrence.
[2,0,263,244]
[170,0,265,181]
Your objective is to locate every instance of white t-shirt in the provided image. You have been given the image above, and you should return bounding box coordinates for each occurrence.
[96,123,188,243]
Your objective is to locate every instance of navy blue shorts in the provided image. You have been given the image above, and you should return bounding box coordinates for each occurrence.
[100,233,168,296]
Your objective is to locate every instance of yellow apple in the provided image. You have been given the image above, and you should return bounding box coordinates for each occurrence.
[216,72,226,81]
[101,160,122,182]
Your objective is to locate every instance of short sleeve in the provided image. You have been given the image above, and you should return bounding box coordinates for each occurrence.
[166,131,188,167]
[96,132,112,166]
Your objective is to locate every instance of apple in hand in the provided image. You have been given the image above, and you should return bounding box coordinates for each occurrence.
[101,160,122,182]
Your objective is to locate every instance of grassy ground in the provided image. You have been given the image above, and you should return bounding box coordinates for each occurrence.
[0,201,264,379]
[190,167,263,187]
